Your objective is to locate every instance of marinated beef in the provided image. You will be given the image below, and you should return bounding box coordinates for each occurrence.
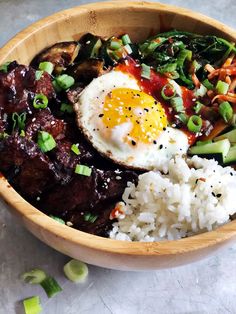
[0,63,55,115]
[0,134,59,196]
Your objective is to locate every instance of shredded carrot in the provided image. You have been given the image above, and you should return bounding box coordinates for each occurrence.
[218,68,227,81]
[223,54,235,68]
[205,64,215,73]
[212,94,236,104]
[229,78,236,92]
[225,75,231,85]
[200,119,228,141]
[191,73,200,88]
[207,90,214,98]
[208,67,236,79]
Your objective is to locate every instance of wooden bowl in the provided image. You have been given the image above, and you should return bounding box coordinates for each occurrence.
[1,1,236,271]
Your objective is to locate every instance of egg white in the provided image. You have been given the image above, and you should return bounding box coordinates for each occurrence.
[74,70,189,171]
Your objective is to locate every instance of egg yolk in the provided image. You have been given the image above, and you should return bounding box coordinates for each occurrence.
[102,88,167,145]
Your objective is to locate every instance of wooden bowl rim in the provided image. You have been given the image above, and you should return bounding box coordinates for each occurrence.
[1,0,236,256]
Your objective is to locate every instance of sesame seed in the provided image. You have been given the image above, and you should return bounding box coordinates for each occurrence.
[131,140,136,146]
[98,114,104,118]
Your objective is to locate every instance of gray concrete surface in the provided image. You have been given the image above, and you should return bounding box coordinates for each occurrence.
[1,0,236,313]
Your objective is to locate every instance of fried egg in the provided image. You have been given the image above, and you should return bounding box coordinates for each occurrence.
[74,70,189,170]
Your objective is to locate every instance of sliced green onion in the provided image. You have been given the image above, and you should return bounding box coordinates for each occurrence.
[84,212,98,223]
[202,78,214,90]
[71,144,81,155]
[40,276,62,298]
[191,60,201,72]
[121,34,131,45]
[55,74,75,90]
[219,101,233,123]
[90,38,102,58]
[0,132,9,140]
[60,103,73,113]
[23,296,42,314]
[110,40,122,50]
[124,44,132,54]
[33,94,48,109]
[52,80,62,92]
[12,112,27,132]
[177,49,192,67]
[161,83,176,100]
[141,63,151,80]
[194,101,203,114]
[194,84,207,97]
[187,115,202,133]
[0,61,11,73]
[177,113,188,124]
[170,97,184,113]
[37,131,56,153]
[39,61,54,75]
[35,70,43,81]
[75,164,92,176]
[21,269,47,284]
[50,215,65,224]
[111,50,122,61]
[196,140,212,146]
[216,80,229,95]
[63,259,88,283]
[231,113,236,126]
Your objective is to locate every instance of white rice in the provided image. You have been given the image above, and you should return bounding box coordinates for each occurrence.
[109,156,236,241]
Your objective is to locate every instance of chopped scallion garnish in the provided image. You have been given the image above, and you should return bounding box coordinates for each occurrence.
[75,164,92,176]
[141,63,151,79]
[50,215,65,224]
[12,112,27,132]
[37,131,56,153]
[194,101,203,114]
[21,269,47,284]
[55,74,75,90]
[219,101,233,123]
[170,97,184,113]
[39,61,54,75]
[33,94,48,109]
[0,61,11,73]
[202,78,214,90]
[216,80,229,95]
[124,44,132,54]
[121,34,131,45]
[23,296,42,314]
[161,83,176,100]
[196,140,212,146]
[84,212,98,223]
[187,115,202,133]
[110,40,122,50]
[71,144,81,155]
[63,259,88,283]
[177,113,188,124]
[35,70,43,81]
[40,276,62,298]
[60,103,73,113]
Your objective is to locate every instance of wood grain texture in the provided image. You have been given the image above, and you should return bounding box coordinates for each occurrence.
[0,1,236,270]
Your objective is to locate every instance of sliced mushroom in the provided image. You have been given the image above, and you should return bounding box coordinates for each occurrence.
[31,41,80,74]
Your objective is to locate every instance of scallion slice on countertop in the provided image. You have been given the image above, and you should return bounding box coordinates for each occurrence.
[33,94,48,109]
[170,97,184,113]
[187,115,202,133]
[60,103,73,113]
[21,269,62,298]
[50,215,65,224]
[121,34,131,45]
[55,74,75,90]
[75,164,92,176]
[40,276,62,298]
[71,144,81,155]
[161,83,176,100]
[63,259,89,283]
[23,296,42,314]
[37,131,56,153]
[219,101,233,123]
[141,63,151,79]
[21,269,47,284]
[39,61,54,75]
[216,80,229,95]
